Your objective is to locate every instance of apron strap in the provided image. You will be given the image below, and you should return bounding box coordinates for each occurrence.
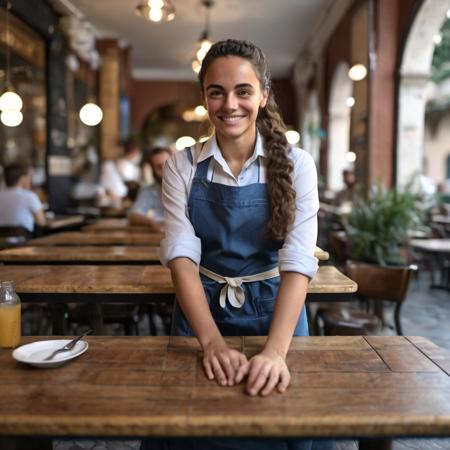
[199,266,280,308]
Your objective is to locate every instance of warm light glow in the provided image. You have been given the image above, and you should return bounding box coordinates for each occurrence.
[0,90,23,111]
[348,64,367,81]
[199,135,210,143]
[346,151,356,162]
[148,0,164,7]
[200,39,213,51]
[433,33,443,45]
[167,12,175,21]
[285,130,300,145]
[149,7,163,22]
[447,9,450,19]
[192,59,201,73]
[346,96,355,107]
[79,103,103,126]
[194,105,207,117]
[175,136,196,150]
[196,47,208,62]
[1,110,23,127]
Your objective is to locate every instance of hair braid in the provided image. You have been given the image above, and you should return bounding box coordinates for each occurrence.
[199,39,296,240]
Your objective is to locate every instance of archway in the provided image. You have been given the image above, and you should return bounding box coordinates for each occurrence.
[327,61,353,191]
[397,0,450,187]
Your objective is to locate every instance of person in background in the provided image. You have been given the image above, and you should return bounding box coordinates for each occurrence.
[117,138,142,201]
[0,163,46,233]
[333,168,356,206]
[128,146,172,231]
[99,159,128,210]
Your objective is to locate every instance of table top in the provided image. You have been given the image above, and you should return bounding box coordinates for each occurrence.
[0,245,161,263]
[29,231,163,246]
[410,238,450,254]
[44,215,85,230]
[0,265,356,295]
[82,218,153,232]
[1,335,449,438]
[0,245,329,263]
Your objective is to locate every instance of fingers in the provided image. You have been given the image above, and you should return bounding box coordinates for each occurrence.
[235,355,249,384]
[246,360,271,396]
[261,369,280,397]
[203,347,248,387]
[277,368,290,393]
[203,358,214,380]
[211,356,227,386]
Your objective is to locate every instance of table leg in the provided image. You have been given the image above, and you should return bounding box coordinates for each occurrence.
[50,303,67,335]
[89,303,104,335]
[359,438,391,450]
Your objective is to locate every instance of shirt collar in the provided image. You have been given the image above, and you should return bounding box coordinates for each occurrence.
[197,130,266,164]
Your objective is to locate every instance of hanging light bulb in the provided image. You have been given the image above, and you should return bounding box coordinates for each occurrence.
[1,110,23,127]
[80,102,103,126]
[0,2,24,121]
[135,0,176,22]
[191,1,215,73]
[0,88,23,111]
[348,64,367,81]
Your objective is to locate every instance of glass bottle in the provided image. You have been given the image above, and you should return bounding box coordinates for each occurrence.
[0,281,21,348]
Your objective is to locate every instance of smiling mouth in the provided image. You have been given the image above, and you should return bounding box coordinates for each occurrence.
[219,115,245,123]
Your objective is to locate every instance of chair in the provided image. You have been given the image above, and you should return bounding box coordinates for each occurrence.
[0,226,31,247]
[315,261,417,336]
[328,230,348,268]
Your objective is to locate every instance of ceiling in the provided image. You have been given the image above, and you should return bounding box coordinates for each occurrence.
[67,0,335,80]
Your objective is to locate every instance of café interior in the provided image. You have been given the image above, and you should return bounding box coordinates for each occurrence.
[0,0,450,450]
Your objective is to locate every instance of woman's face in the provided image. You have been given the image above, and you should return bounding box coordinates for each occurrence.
[203,56,268,143]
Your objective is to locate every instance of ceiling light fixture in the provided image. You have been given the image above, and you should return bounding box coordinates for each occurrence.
[192,0,215,74]
[348,64,367,81]
[79,55,103,126]
[135,0,176,23]
[0,1,24,127]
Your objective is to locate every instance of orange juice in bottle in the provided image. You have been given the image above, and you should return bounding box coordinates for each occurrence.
[0,281,21,348]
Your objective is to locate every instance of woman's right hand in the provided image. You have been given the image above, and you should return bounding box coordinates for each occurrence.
[202,337,248,386]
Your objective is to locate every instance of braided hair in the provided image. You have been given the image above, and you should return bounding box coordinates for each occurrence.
[199,39,295,240]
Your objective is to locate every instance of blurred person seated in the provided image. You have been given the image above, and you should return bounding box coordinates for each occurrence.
[99,160,128,211]
[72,160,105,207]
[117,138,142,201]
[333,168,356,208]
[0,163,46,234]
[128,146,172,231]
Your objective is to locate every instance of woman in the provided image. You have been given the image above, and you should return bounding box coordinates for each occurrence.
[157,39,323,450]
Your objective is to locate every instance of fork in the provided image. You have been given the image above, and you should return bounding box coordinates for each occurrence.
[44,329,92,361]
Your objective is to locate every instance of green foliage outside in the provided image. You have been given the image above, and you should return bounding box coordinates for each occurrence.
[347,184,422,266]
[431,18,450,83]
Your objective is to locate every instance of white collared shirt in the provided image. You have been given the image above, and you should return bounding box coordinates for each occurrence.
[159,132,319,278]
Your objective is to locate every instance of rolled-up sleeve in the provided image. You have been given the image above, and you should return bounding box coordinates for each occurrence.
[159,151,202,266]
[278,149,319,278]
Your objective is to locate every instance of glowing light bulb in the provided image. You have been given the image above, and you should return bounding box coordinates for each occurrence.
[149,7,163,22]
[285,130,300,145]
[148,0,164,7]
[192,60,201,73]
[348,64,367,81]
[175,136,196,150]
[1,110,23,127]
[346,96,355,107]
[194,105,207,117]
[79,103,103,126]
[196,47,208,62]
[0,90,23,111]
[346,151,356,162]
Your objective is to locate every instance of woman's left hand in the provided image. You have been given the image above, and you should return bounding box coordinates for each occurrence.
[235,348,290,396]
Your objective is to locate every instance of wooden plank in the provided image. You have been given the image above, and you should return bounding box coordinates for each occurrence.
[0,246,160,263]
[1,336,450,438]
[29,231,163,246]
[365,336,442,373]
[0,265,356,296]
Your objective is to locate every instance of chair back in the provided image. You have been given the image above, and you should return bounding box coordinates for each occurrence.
[345,260,416,303]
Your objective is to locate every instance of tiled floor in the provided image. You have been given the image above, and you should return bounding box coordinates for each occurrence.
[20,271,450,450]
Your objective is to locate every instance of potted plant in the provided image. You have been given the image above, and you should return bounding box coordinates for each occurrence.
[346,183,422,265]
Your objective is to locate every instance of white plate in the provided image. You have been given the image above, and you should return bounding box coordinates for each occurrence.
[12,339,88,368]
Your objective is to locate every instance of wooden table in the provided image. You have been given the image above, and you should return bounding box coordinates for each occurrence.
[1,335,449,449]
[82,218,152,232]
[0,265,357,334]
[29,231,163,246]
[0,245,329,264]
[410,239,450,291]
[44,214,85,231]
[0,245,161,264]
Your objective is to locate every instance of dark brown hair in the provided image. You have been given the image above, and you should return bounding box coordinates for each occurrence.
[198,39,295,240]
[4,163,30,187]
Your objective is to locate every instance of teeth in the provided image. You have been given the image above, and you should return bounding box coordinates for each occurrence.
[221,116,242,122]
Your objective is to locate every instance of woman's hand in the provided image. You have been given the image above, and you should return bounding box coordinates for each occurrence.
[203,337,248,387]
[236,348,290,396]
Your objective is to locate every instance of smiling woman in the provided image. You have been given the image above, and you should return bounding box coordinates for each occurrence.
[147,39,327,450]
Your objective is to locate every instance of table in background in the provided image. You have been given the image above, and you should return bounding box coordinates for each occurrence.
[0,245,329,264]
[82,218,152,233]
[29,231,163,246]
[0,265,357,334]
[44,215,85,231]
[411,238,450,290]
[0,335,449,450]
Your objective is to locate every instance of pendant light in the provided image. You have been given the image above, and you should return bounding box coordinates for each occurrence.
[135,0,176,23]
[0,1,24,127]
[192,0,214,74]
[79,56,103,126]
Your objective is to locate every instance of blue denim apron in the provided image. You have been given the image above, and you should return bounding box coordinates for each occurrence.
[171,151,309,337]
